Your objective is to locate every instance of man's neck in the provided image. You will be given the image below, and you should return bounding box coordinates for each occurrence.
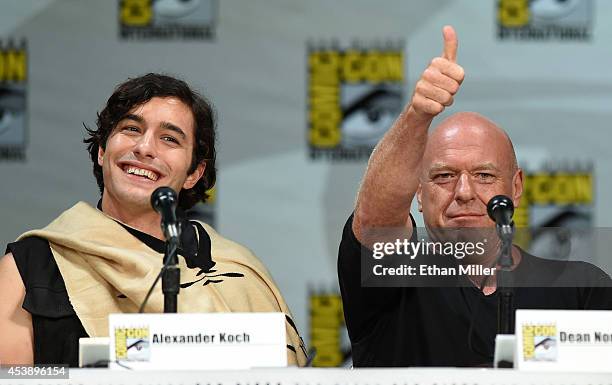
[100,195,165,240]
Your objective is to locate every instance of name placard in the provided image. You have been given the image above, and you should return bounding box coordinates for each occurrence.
[515,310,612,371]
[108,313,287,370]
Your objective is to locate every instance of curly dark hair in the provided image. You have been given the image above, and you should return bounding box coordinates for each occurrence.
[84,73,216,210]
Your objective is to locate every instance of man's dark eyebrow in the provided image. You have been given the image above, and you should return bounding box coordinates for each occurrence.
[119,113,144,124]
[160,121,187,140]
[118,114,187,140]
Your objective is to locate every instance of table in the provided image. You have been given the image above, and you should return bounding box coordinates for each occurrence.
[2,368,611,385]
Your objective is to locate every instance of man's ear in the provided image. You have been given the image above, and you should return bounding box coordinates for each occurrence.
[416,183,423,212]
[183,162,206,190]
[98,146,104,166]
[512,168,524,209]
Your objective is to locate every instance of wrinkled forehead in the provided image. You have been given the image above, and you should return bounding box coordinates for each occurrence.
[422,118,516,174]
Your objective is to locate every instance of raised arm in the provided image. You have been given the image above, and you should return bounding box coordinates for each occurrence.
[0,252,34,364]
[352,26,465,243]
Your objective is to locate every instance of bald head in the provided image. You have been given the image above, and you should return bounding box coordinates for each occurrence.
[416,112,523,229]
[416,111,523,230]
[424,112,518,176]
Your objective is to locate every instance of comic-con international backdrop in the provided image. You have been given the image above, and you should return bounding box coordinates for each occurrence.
[1,0,611,366]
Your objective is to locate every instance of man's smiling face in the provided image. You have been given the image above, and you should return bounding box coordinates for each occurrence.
[98,96,204,213]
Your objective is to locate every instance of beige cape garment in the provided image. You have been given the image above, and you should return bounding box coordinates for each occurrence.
[19,202,307,366]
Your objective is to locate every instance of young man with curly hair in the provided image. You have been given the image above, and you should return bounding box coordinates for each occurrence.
[0,73,306,367]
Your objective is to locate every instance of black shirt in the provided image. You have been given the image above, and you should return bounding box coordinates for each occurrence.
[337,214,612,367]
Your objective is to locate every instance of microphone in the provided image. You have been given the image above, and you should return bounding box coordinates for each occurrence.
[487,196,516,336]
[151,186,180,241]
[487,195,514,226]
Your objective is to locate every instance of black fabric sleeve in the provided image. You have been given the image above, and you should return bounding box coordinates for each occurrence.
[578,263,612,310]
[6,237,88,366]
[337,213,416,342]
[6,237,75,318]
[518,253,612,309]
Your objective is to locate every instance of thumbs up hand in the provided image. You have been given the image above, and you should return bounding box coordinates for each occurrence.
[408,26,465,118]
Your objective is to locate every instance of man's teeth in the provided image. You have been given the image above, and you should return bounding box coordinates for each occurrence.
[125,166,159,181]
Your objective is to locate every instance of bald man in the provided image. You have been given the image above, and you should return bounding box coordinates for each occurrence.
[338,26,612,367]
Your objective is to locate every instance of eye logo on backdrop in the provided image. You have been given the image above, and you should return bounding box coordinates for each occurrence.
[307,42,404,161]
[497,0,592,41]
[0,39,27,161]
[514,161,593,261]
[119,0,218,40]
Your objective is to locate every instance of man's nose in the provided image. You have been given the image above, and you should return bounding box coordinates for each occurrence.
[454,172,476,203]
[133,131,157,159]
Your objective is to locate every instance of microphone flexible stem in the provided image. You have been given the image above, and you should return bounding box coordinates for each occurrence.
[138,238,180,313]
[496,223,515,335]
[162,239,180,313]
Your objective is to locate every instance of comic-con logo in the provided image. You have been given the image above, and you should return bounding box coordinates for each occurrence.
[522,323,558,361]
[119,0,218,40]
[514,163,592,261]
[0,39,27,161]
[307,42,404,161]
[309,292,348,367]
[114,326,151,361]
[497,0,592,40]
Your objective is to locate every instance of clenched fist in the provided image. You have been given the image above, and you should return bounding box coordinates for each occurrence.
[409,26,465,118]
